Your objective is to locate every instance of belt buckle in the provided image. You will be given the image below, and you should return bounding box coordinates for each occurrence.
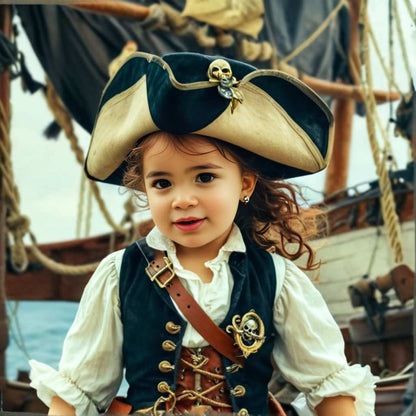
[146,256,176,288]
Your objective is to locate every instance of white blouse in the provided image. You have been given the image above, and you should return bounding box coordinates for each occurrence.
[30,225,377,416]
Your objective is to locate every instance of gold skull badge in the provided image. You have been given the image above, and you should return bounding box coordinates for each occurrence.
[226,310,266,358]
[207,58,243,112]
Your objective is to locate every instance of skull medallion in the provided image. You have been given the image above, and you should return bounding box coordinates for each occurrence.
[207,59,233,82]
[207,58,243,111]
[242,318,259,342]
[226,310,265,358]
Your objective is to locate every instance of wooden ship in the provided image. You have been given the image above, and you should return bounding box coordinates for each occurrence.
[0,1,414,414]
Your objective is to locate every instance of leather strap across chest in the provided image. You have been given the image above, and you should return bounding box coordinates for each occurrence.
[136,240,244,367]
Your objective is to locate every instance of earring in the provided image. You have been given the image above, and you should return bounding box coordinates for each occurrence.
[242,195,250,204]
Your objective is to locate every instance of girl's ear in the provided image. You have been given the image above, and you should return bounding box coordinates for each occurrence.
[241,172,257,199]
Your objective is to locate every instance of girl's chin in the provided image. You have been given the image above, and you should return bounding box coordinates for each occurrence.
[172,239,209,249]
[172,235,228,253]
[172,236,214,249]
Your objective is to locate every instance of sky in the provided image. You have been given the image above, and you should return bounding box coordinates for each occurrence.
[7,0,416,244]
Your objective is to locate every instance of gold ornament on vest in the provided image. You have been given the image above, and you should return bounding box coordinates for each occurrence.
[226,310,265,358]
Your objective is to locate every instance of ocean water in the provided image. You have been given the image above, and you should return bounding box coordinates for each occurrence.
[6,301,78,378]
[6,300,129,396]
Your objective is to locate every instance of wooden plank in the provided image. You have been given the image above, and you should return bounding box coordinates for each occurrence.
[325,189,413,235]
[6,272,90,302]
[6,233,127,301]
[69,0,150,19]
[298,221,415,323]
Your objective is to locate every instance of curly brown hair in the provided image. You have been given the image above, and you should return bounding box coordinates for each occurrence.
[123,132,326,270]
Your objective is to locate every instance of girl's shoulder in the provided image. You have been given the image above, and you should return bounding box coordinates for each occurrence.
[78,248,127,312]
[267,251,288,300]
[267,251,315,301]
[268,250,310,280]
[89,248,126,287]
[100,248,126,271]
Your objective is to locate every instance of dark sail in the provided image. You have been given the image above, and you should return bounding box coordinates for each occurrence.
[16,0,349,133]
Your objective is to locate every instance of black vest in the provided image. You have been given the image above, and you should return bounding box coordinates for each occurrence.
[119,237,277,415]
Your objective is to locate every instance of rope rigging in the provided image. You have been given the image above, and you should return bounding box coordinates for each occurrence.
[280,0,348,65]
[391,0,412,87]
[403,0,416,23]
[359,0,405,264]
[44,79,127,235]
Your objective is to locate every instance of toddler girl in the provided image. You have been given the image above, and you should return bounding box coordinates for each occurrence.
[30,52,377,416]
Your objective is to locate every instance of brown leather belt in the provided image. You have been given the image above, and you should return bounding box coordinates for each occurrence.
[142,246,244,368]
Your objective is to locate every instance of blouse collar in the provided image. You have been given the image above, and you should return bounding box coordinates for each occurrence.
[146,223,246,265]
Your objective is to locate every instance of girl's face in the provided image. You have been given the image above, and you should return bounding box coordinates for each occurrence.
[142,133,256,257]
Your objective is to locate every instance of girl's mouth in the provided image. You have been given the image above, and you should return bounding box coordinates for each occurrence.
[174,217,205,232]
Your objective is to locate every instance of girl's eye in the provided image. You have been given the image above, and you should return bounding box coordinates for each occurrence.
[153,179,171,189]
[197,173,215,183]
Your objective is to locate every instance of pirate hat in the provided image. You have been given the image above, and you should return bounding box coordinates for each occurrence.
[85,52,334,185]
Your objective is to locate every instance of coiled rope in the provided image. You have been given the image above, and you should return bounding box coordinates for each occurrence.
[0,100,29,272]
[0,100,103,275]
[29,235,100,275]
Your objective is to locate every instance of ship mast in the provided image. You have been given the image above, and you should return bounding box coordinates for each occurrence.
[0,4,11,401]
[324,0,361,196]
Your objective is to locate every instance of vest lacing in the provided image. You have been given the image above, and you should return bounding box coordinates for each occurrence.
[165,347,233,413]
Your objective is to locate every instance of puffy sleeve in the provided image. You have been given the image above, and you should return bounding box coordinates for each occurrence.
[271,255,378,415]
[29,249,125,416]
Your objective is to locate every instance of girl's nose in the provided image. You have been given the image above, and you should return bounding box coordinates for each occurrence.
[171,191,198,209]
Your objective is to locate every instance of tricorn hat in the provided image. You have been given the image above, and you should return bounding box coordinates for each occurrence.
[85,52,334,185]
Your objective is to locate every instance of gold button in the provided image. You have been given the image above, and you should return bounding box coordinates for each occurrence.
[231,385,246,397]
[238,409,249,416]
[157,381,170,393]
[162,340,176,351]
[158,360,175,372]
[165,321,181,334]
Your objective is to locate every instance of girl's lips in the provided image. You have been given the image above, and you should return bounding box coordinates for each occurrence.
[174,218,205,232]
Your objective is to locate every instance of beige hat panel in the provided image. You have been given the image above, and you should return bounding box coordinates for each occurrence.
[197,83,324,173]
[87,76,157,180]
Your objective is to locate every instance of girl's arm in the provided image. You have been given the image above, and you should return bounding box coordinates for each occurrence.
[48,396,76,416]
[271,257,377,414]
[30,250,125,415]
[315,395,357,416]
